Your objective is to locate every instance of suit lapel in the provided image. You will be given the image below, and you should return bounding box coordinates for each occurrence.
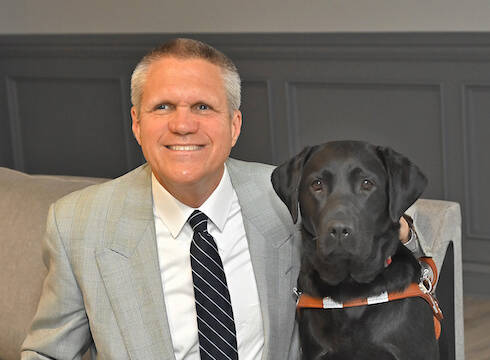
[95,165,176,360]
[227,160,300,360]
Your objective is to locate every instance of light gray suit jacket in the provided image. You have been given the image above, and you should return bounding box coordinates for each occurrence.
[21,159,302,360]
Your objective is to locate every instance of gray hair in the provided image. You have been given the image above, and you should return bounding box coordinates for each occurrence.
[131,38,241,116]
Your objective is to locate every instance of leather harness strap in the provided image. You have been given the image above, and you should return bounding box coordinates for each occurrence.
[295,257,443,339]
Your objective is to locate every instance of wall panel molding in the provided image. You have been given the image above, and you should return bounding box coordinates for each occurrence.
[5,33,490,62]
[462,84,490,241]
[5,77,25,170]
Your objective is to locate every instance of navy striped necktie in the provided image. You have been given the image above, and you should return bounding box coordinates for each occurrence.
[188,210,239,360]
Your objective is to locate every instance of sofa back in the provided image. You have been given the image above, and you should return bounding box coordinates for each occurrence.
[0,167,108,360]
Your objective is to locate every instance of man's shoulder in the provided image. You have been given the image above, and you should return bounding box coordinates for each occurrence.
[226,158,299,234]
[54,164,151,209]
[226,158,275,176]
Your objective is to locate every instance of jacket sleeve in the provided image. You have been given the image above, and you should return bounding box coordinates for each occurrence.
[21,203,92,359]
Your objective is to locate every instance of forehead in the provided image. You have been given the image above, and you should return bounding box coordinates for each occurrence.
[146,57,223,85]
[305,142,386,176]
[141,57,227,106]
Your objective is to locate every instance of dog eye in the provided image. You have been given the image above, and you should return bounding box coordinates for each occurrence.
[311,180,323,192]
[361,179,374,191]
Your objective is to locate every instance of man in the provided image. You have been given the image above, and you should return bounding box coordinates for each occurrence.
[21,38,418,359]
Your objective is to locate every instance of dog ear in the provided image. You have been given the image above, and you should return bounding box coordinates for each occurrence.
[271,145,319,223]
[376,146,428,222]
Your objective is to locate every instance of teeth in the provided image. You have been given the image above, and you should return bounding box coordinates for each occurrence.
[167,145,204,151]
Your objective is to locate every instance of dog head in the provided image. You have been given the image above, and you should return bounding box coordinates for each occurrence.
[271,141,427,285]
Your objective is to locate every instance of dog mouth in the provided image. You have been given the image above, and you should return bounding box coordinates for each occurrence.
[308,221,390,285]
[313,250,350,285]
[313,247,382,285]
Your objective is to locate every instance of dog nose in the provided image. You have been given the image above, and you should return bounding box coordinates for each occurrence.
[327,220,354,241]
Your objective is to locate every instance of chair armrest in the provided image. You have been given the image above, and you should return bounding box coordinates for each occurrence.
[407,199,462,273]
[406,198,464,360]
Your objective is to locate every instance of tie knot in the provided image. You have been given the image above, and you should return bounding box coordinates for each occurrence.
[188,210,208,233]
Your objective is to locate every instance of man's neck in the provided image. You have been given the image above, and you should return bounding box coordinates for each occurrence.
[153,172,224,209]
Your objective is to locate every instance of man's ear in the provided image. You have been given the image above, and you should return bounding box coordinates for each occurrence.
[271,145,320,223]
[376,146,428,222]
[131,106,142,146]
[230,110,242,148]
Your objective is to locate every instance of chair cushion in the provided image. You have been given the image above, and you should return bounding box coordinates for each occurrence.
[0,167,107,360]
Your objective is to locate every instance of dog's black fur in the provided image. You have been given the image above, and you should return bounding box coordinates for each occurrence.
[272,141,440,360]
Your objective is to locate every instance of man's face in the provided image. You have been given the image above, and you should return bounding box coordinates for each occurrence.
[131,57,241,201]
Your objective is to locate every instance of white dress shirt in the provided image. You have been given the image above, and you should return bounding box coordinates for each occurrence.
[152,166,264,360]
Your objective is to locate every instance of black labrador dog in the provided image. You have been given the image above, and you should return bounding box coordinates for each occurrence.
[271,140,440,360]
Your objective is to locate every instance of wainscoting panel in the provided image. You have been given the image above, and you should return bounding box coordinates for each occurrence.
[230,79,274,165]
[1,33,490,296]
[463,85,490,239]
[462,84,490,270]
[286,81,444,199]
[7,76,130,178]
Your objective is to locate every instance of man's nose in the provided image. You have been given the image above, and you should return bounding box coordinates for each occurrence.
[168,108,199,134]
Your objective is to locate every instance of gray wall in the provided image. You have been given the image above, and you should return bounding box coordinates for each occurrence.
[1,33,489,298]
[2,0,490,34]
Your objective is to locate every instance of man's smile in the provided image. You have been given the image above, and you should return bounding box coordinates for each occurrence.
[166,145,204,151]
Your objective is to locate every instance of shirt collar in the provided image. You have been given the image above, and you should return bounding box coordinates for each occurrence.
[152,165,234,238]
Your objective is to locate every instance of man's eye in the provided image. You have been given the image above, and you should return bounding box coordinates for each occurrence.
[361,179,374,191]
[156,104,170,110]
[197,104,210,110]
[311,180,323,192]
